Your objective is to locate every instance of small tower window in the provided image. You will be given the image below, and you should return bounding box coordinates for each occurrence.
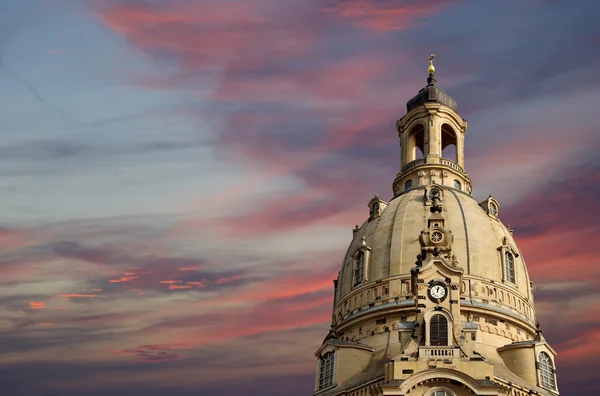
[318,351,335,389]
[538,352,556,390]
[490,202,498,216]
[453,179,461,190]
[505,252,515,283]
[429,314,448,346]
[405,179,413,190]
[369,202,380,219]
[354,251,365,286]
[441,123,458,162]
[407,124,425,161]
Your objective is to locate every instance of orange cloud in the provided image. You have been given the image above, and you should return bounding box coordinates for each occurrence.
[109,276,139,283]
[58,294,105,298]
[29,301,46,309]
[168,285,192,290]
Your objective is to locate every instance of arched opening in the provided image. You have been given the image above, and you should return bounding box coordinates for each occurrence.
[429,314,448,346]
[369,202,380,219]
[318,351,335,389]
[354,251,365,286]
[407,124,425,161]
[505,252,515,283]
[405,179,413,190]
[539,352,556,390]
[441,124,457,162]
[453,180,462,191]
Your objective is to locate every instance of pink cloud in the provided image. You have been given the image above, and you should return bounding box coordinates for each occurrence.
[29,301,46,309]
[117,344,186,363]
[321,0,458,31]
[58,294,105,299]
[109,276,139,283]
[168,285,192,290]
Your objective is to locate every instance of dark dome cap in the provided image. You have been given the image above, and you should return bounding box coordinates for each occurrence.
[406,75,457,112]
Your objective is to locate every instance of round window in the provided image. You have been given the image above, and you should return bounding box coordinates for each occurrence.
[430,230,444,243]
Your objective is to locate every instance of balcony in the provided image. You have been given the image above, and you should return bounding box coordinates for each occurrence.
[419,346,460,359]
[440,158,464,173]
[401,159,425,173]
[400,158,464,174]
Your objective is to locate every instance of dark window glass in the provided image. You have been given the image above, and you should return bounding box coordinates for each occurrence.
[430,314,448,346]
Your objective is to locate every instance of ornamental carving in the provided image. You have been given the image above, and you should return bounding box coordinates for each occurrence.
[419,227,453,256]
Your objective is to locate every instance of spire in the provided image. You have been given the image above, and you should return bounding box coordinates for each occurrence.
[405,54,455,112]
[427,53,436,86]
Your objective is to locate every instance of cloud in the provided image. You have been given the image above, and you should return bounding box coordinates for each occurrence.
[117,344,184,363]
[321,0,458,31]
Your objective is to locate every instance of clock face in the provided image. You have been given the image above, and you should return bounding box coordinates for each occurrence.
[429,284,447,300]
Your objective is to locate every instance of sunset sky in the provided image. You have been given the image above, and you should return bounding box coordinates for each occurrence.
[0,0,598,395]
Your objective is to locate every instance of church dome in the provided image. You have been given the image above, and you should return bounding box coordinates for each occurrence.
[336,188,535,330]
[313,58,559,396]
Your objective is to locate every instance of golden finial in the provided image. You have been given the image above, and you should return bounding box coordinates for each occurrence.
[428,53,436,75]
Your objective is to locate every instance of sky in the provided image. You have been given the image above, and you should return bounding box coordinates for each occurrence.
[0,0,598,395]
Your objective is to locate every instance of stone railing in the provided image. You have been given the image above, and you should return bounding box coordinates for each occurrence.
[440,158,464,173]
[401,159,425,173]
[419,346,460,358]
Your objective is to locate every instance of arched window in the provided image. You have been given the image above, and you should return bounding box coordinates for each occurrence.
[441,124,457,162]
[489,202,498,216]
[505,252,515,283]
[453,180,462,190]
[354,251,365,286]
[539,352,556,390]
[318,351,335,389]
[369,202,380,219]
[429,314,448,346]
[405,179,413,190]
[407,124,425,161]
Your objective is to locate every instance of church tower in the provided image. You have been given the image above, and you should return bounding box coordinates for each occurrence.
[312,56,559,396]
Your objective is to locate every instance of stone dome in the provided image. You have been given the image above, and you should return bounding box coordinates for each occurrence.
[335,187,536,330]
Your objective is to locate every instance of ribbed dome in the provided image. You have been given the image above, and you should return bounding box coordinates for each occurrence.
[336,186,535,329]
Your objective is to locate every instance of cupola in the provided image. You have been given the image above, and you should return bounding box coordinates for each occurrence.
[393,54,472,196]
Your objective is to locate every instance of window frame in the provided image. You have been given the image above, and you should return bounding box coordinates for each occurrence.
[354,251,365,286]
[429,388,454,396]
[453,179,462,191]
[429,314,449,346]
[505,251,515,284]
[538,351,556,390]
[318,351,335,390]
[498,239,519,287]
[351,241,371,288]
[424,309,453,347]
